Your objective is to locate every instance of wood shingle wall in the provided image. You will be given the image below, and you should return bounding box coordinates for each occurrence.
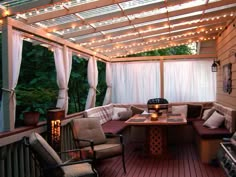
[216,18,236,109]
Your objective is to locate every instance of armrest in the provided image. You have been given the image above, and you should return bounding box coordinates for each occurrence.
[105,133,123,144]
[222,138,231,142]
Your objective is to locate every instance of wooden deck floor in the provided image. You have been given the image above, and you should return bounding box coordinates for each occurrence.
[96,143,226,177]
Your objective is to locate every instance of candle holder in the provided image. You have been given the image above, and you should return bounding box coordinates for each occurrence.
[151,113,158,121]
[47,109,65,152]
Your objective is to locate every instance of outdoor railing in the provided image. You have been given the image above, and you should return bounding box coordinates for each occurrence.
[0,112,83,177]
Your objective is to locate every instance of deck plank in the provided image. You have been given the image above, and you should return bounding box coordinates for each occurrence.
[96,143,226,177]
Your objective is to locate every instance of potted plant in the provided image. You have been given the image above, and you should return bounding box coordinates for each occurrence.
[16,87,57,126]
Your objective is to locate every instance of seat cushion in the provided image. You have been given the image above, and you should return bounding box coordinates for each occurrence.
[71,118,106,147]
[192,120,231,139]
[84,144,122,160]
[102,120,129,134]
[29,132,64,176]
[63,163,96,177]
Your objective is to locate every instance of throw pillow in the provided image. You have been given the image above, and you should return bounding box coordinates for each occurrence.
[202,108,215,120]
[187,104,203,119]
[203,111,225,129]
[118,110,133,120]
[112,107,128,120]
[172,105,188,118]
[130,105,144,115]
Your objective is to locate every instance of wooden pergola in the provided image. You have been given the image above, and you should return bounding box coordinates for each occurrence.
[0,0,235,61]
[1,0,235,131]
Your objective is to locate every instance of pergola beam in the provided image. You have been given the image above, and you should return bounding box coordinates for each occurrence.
[43,0,191,31]
[61,0,236,40]
[0,0,66,18]
[26,0,129,24]
[6,18,109,61]
[106,33,217,57]
[83,11,233,48]
[84,21,226,49]
[110,54,217,62]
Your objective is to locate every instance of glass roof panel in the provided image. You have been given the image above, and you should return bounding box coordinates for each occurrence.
[67,0,98,7]
[169,11,203,21]
[129,7,167,19]
[0,0,38,8]
[167,1,206,12]
[78,4,120,19]
[38,14,79,27]
[119,0,164,10]
[134,18,168,28]
[205,3,236,13]
[103,26,134,34]
[73,32,102,41]
[91,17,129,28]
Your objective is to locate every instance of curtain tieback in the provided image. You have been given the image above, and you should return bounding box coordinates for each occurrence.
[1,88,15,97]
[90,86,100,94]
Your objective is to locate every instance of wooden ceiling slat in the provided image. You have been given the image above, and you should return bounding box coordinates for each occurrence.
[0,0,65,18]
[62,1,236,40]
[98,31,218,54]
[44,0,191,31]
[26,0,128,24]
[74,16,229,44]
[106,34,217,58]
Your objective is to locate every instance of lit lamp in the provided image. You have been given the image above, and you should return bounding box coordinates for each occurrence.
[211,59,220,72]
[47,109,65,151]
[151,113,158,121]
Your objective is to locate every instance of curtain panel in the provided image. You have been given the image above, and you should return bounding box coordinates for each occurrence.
[85,57,98,109]
[0,30,23,131]
[164,60,216,102]
[112,61,160,104]
[53,47,72,113]
[103,62,112,105]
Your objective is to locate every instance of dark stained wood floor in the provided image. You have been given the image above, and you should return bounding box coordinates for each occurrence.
[96,143,226,177]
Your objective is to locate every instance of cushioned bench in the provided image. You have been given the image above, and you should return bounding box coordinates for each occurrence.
[192,102,236,163]
[192,120,231,139]
[83,104,130,134]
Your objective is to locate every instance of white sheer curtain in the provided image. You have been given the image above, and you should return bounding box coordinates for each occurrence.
[164,60,216,102]
[0,30,23,131]
[112,61,160,104]
[103,62,112,105]
[53,47,72,113]
[85,57,98,109]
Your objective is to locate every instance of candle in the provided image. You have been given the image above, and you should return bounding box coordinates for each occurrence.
[151,113,158,121]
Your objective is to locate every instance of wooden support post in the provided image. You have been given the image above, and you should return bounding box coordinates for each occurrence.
[160,58,164,98]
[1,17,14,131]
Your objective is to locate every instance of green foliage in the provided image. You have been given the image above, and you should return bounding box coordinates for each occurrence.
[96,61,106,106]
[16,87,57,114]
[16,41,58,122]
[68,56,88,113]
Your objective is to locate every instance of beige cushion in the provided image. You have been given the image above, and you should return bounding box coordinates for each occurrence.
[112,107,128,120]
[71,118,106,147]
[130,105,144,115]
[202,108,215,120]
[203,111,225,129]
[29,132,64,176]
[172,105,188,118]
[83,143,122,160]
[63,163,95,177]
[118,110,133,120]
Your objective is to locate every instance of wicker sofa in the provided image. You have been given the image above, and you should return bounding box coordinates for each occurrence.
[79,102,236,163]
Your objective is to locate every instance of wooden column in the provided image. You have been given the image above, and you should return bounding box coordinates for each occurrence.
[160,58,164,98]
[1,17,14,131]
